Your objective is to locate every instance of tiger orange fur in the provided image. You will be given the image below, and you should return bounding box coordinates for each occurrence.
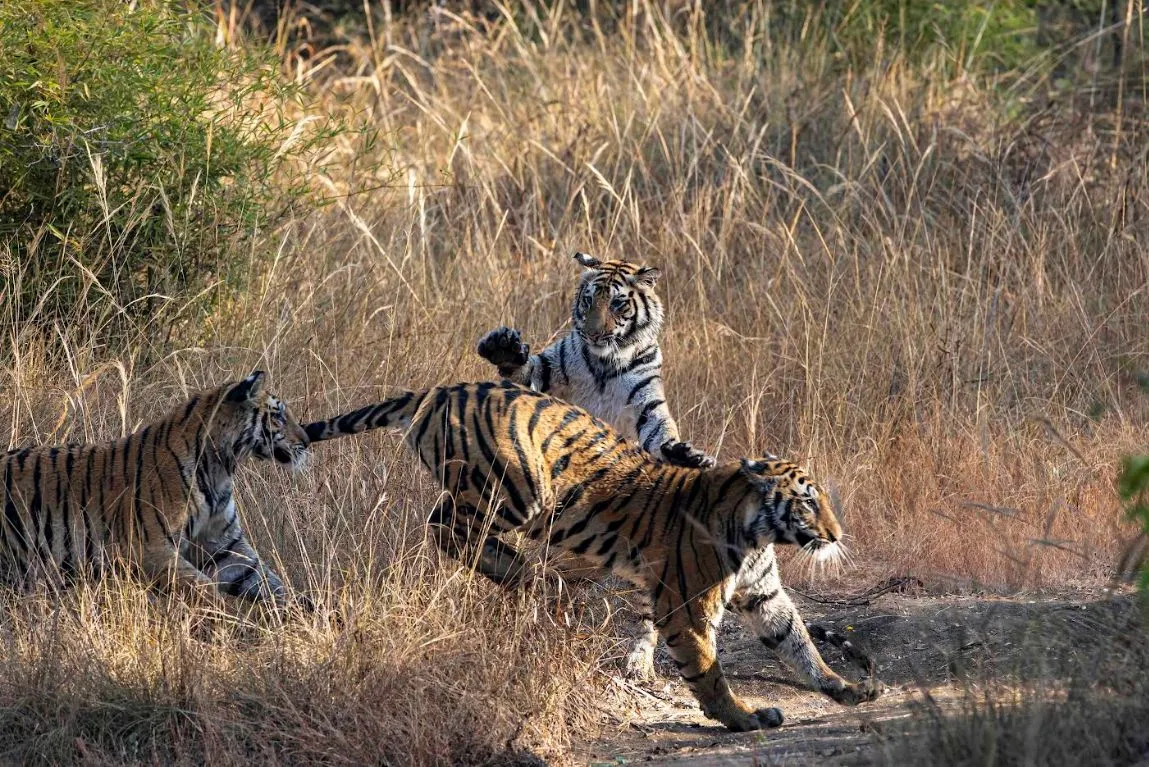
[0,372,310,612]
[305,381,879,731]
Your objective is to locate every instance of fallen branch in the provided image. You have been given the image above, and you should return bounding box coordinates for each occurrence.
[793,575,923,607]
[807,623,877,676]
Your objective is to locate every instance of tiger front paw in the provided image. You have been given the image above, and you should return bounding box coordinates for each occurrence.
[476,326,530,372]
[827,677,882,706]
[724,706,785,732]
[661,439,717,469]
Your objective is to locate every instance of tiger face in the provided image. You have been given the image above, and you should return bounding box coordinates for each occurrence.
[571,251,663,351]
[740,457,844,562]
[223,372,310,471]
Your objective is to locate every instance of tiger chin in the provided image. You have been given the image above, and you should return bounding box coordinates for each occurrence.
[305,381,881,732]
[0,371,313,614]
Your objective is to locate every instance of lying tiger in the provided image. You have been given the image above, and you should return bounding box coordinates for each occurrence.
[305,380,879,732]
[0,372,311,613]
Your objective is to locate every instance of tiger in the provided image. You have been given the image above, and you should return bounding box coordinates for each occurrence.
[304,381,880,732]
[476,251,714,470]
[0,371,311,613]
[478,250,715,677]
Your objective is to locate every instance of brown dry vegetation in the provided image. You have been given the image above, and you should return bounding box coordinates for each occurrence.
[1,1,1147,763]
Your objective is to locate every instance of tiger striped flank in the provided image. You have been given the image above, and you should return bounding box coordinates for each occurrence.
[305,381,879,732]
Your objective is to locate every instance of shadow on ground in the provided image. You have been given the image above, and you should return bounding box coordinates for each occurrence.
[579,590,1145,766]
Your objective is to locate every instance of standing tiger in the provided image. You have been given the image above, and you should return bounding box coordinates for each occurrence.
[477,251,713,469]
[304,381,880,732]
[478,250,714,676]
[0,372,311,612]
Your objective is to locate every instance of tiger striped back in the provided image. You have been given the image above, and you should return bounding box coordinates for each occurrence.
[0,372,311,612]
[305,381,879,731]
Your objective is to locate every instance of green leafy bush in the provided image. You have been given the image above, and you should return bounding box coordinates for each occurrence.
[0,0,319,342]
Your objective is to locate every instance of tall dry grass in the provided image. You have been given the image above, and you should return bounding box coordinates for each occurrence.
[1,1,1148,762]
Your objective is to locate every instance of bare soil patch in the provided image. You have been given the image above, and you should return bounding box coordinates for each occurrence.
[578,589,1140,765]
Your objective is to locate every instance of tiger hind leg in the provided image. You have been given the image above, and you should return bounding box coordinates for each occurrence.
[622,593,658,680]
[194,531,293,609]
[427,500,531,587]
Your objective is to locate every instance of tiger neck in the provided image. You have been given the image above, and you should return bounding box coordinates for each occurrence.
[646,462,756,568]
[577,333,661,377]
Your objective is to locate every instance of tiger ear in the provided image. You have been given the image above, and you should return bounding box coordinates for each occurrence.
[572,251,601,269]
[227,371,266,403]
[629,266,661,287]
[740,458,777,491]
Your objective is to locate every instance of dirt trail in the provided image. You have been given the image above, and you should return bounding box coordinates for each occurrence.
[577,588,1136,765]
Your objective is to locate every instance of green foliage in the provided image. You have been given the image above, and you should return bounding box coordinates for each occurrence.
[1118,455,1149,592]
[0,0,322,342]
[827,0,1042,71]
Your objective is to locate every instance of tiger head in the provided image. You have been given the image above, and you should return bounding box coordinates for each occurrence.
[738,456,844,563]
[571,251,664,352]
[214,371,310,471]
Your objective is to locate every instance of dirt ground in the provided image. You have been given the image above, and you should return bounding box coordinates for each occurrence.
[575,585,1140,766]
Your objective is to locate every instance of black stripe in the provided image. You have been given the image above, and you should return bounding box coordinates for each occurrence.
[636,398,666,439]
[133,429,150,544]
[30,455,46,567]
[739,588,780,613]
[605,516,628,533]
[180,397,199,424]
[675,523,695,623]
[455,387,471,463]
[549,453,571,479]
[595,533,618,556]
[579,341,604,392]
[526,397,549,437]
[541,408,582,453]
[760,613,795,650]
[629,471,668,544]
[570,534,597,556]
[558,336,569,382]
[413,388,449,448]
[562,429,590,449]
[537,356,553,392]
[81,447,95,510]
[626,375,660,405]
[557,484,585,509]
[508,407,538,509]
[480,401,528,515]
[637,292,652,321]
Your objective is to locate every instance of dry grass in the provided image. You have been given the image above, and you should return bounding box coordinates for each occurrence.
[1,1,1148,762]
